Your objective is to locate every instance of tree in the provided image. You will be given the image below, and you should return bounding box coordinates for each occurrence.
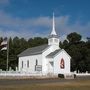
[62,40,69,49]
[67,32,81,43]
[65,32,88,72]
[85,39,90,72]
[78,60,86,72]
[28,37,48,47]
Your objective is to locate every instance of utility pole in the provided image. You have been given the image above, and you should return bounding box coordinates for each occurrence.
[6,38,9,71]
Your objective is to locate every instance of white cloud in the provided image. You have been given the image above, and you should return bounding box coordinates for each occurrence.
[0,0,9,5]
[0,28,34,39]
[0,10,89,41]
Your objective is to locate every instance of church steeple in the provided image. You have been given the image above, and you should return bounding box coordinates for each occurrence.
[51,12,57,35]
[48,13,60,49]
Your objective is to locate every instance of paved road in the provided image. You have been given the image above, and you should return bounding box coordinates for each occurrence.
[0,76,90,86]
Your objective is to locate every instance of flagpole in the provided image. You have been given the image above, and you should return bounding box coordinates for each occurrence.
[6,38,9,71]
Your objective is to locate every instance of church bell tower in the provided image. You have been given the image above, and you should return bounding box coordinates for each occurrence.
[48,13,60,49]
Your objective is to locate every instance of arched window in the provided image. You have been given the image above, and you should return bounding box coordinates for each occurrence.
[60,58,65,69]
[36,59,38,65]
[27,60,29,68]
[22,61,23,68]
[35,59,38,71]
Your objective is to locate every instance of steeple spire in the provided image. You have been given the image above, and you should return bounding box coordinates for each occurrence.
[48,13,59,47]
[51,12,57,35]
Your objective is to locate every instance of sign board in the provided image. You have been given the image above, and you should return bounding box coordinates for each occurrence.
[35,65,42,71]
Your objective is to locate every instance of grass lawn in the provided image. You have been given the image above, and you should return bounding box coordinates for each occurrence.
[0,79,90,90]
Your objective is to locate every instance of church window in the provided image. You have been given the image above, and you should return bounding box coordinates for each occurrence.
[36,59,38,65]
[22,61,23,68]
[55,38,58,43]
[27,60,29,68]
[60,58,65,69]
[35,59,38,71]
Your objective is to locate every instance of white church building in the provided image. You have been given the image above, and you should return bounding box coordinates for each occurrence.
[18,14,71,76]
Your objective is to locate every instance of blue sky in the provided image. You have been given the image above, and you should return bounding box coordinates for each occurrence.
[0,0,90,41]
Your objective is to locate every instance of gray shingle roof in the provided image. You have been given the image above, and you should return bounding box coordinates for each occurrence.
[18,44,49,57]
[46,49,61,58]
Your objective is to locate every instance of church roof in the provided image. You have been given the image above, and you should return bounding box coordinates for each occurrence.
[46,49,71,59]
[46,49,61,58]
[18,44,49,57]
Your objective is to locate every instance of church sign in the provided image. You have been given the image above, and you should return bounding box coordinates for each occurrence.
[35,65,42,71]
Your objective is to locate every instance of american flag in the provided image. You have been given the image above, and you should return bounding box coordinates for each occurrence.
[0,37,7,50]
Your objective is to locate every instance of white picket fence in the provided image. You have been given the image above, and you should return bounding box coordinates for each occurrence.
[72,71,90,76]
[0,70,90,77]
[0,71,43,77]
